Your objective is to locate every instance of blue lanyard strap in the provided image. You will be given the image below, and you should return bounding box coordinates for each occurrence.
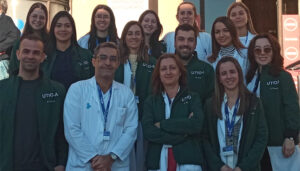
[128,60,136,87]
[224,97,240,137]
[253,72,260,93]
[244,32,249,45]
[97,84,112,131]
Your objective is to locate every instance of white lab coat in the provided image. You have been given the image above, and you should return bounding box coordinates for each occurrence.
[163,31,212,62]
[64,77,138,171]
[78,34,90,49]
[211,48,249,78]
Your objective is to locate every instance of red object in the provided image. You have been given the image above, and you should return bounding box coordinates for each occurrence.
[282,15,300,90]
[167,148,177,171]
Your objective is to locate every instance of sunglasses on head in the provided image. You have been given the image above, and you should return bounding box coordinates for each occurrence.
[254,47,272,55]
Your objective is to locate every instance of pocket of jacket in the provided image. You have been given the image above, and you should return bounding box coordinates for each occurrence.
[115,107,127,126]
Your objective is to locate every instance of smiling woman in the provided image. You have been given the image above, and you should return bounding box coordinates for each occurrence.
[78,4,119,53]
[42,11,93,89]
[227,2,257,47]
[138,10,166,59]
[208,16,249,78]
[9,2,48,75]
[246,34,300,171]
[203,57,267,171]
[114,20,156,171]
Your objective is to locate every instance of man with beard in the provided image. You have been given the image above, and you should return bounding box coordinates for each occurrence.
[64,42,138,171]
[174,24,215,104]
[0,33,68,170]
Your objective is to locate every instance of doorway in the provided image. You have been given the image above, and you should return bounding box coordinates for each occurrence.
[242,0,278,37]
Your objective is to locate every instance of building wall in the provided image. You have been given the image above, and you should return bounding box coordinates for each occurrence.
[205,0,235,33]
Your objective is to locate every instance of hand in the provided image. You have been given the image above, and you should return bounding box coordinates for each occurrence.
[221,165,233,171]
[54,165,65,171]
[91,155,114,170]
[282,138,295,158]
[233,167,242,171]
[91,155,102,169]
[154,122,160,128]
[188,112,194,119]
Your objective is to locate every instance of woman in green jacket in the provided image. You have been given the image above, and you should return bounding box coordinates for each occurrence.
[43,11,93,89]
[115,21,155,171]
[204,57,267,171]
[142,54,204,171]
[9,2,49,74]
[246,33,300,171]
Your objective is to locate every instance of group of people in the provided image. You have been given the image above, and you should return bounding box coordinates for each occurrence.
[0,0,299,171]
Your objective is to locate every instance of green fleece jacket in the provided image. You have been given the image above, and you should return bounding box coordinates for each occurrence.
[142,88,204,170]
[186,53,215,105]
[0,73,68,170]
[203,94,268,171]
[114,57,156,120]
[259,66,300,145]
[9,44,94,80]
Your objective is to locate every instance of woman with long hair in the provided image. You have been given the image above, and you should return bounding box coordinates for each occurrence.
[204,57,267,171]
[246,33,300,171]
[163,2,211,62]
[78,4,119,53]
[43,11,93,89]
[142,53,204,171]
[138,10,166,59]
[115,20,156,171]
[9,2,49,74]
[208,16,248,77]
[227,2,257,47]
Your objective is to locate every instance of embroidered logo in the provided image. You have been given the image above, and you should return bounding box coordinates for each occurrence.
[142,63,155,70]
[42,92,59,99]
[41,92,59,103]
[266,80,279,86]
[190,70,204,79]
[181,95,192,104]
[266,80,279,90]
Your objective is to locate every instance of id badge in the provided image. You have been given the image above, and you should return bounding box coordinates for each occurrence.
[103,131,110,141]
[222,145,234,156]
[135,96,139,104]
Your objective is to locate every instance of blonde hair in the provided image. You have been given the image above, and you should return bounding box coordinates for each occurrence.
[227,2,257,34]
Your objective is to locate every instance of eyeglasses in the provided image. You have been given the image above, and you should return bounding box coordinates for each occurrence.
[95,14,110,20]
[94,55,117,62]
[254,47,272,55]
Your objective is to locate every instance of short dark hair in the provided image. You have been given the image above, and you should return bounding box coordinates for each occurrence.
[20,33,44,49]
[94,42,120,60]
[175,24,197,40]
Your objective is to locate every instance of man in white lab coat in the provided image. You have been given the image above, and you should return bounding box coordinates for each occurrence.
[64,42,138,171]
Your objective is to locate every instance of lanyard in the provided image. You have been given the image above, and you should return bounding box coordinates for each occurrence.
[224,97,240,137]
[96,36,110,46]
[244,32,248,45]
[253,72,260,93]
[128,60,136,89]
[97,84,112,131]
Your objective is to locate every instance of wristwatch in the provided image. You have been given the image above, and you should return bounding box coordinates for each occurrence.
[110,153,118,160]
